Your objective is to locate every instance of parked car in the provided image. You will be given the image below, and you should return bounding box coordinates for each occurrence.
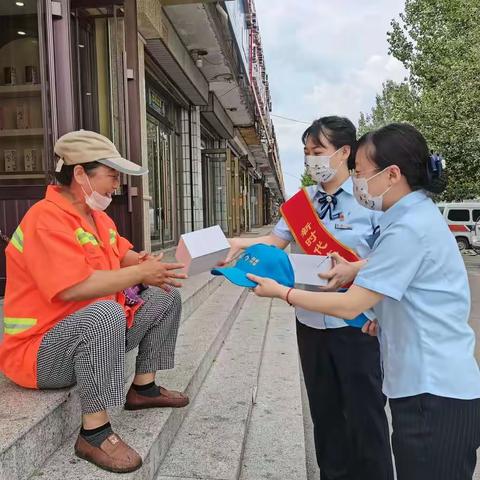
[437,201,480,250]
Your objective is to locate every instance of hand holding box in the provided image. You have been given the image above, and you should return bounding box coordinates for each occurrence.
[175,225,230,276]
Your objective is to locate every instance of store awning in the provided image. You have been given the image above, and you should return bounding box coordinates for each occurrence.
[146,38,209,106]
[200,92,234,139]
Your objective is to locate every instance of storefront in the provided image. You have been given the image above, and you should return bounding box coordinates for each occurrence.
[0,0,144,294]
[201,146,241,237]
[200,104,240,237]
[0,0,51,293]
[144,72,181,249]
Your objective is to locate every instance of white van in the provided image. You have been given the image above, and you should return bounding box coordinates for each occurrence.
[437,201,480,250]
[472,221,480,253]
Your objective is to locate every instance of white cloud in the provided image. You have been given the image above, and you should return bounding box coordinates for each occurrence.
[304,54,407,123]
[255,0,408,196]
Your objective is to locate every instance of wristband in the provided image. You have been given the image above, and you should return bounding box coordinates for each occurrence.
[285,287,294,306]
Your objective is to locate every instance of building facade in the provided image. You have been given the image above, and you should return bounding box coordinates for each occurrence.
[0,0,284,293]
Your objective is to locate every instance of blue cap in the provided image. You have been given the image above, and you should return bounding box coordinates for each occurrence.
[211,243,295,288]
[344,313,369,329]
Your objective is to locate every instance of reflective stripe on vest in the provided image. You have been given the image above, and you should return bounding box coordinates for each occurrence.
[10,226,24,253]
[4,316,37,335]
[109,228,117,245]
[75,228,99,247]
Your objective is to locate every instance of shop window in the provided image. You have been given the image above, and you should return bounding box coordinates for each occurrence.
[0,1,49,183]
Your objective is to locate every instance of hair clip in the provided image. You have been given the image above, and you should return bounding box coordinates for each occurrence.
[428,154,443,179]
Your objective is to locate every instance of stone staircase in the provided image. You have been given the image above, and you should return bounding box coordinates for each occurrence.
[0,254,307,479]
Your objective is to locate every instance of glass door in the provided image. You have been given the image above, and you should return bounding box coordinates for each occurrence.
[147,114,174,247]
[202,148,240,236]
[231,154,240,235]
[203,151,228,234]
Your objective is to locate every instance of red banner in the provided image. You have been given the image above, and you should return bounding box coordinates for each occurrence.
[280,188,360,262]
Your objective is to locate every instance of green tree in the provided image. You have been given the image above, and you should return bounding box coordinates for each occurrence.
[358,80,418,137]
[360,0,480,200]
[300,171,316,187]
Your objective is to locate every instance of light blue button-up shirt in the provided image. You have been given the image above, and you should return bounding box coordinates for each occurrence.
[273,178,380,329]
[355,190,480,399]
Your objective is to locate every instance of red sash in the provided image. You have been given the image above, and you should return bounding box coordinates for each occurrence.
[280,188,360,262]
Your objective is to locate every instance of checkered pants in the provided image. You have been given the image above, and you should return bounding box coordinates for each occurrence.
[36,286,182,414]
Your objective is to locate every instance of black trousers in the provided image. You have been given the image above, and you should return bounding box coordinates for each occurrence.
[390,394,480,480]
[296,320,393,480]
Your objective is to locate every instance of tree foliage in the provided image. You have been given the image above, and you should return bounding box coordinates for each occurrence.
[300,170,316,188]
[359,0,480,200]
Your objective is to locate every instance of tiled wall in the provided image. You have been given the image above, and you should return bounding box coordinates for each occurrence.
[138,37,152,252]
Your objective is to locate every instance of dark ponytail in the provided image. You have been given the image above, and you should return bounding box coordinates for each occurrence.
[302,116,357,168]
[357,123,447,194]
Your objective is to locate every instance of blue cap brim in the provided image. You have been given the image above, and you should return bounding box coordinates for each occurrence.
[344,313,368,328]
[211,267,257,288]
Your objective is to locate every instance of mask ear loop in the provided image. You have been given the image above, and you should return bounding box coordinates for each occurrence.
[380,167,396,197]
[80,171,95,198]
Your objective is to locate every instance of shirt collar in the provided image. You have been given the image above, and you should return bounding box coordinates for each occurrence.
[45,185,106,238]
[45,185,83,219]
[313,176,353,199]
[378,190,428,232]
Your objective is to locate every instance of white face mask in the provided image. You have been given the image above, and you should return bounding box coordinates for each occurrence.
[352,168,392,211]
[81,176,112,211]
[305,148,343,184]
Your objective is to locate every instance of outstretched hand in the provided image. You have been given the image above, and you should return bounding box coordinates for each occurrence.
[318,253,366,292]
[246,273,287,299]
[217,237,244,266]
[361,319,379,336]
[138,252,188,291]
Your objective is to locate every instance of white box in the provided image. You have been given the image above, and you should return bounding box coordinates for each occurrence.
[175,225,230,276]
[289,254,333,287]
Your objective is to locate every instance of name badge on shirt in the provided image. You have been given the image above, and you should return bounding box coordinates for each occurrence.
[335,223,353,230]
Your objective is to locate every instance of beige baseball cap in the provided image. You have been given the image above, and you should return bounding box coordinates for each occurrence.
[54,130,147,176]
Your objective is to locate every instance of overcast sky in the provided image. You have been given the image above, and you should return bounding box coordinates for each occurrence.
[255,0,408,196]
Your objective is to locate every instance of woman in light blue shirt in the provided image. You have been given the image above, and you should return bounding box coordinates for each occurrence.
[248,123,480,480]
[225,117,393,480]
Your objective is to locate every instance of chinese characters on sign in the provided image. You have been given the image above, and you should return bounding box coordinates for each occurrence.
[301,222,333,255]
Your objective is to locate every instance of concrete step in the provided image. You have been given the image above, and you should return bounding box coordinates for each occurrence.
[26,281,248,480]
[0,271,224,480]
[156,293,272,480]
[239,299,307,480]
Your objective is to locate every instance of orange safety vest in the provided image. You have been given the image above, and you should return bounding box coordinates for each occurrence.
[0,185,139,388]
